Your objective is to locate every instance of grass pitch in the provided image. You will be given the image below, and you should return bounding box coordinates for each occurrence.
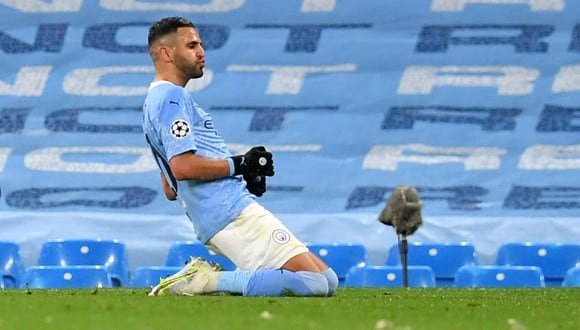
[0,287,578,330]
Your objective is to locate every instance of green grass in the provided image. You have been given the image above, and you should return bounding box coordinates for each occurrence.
[0,288,578,330]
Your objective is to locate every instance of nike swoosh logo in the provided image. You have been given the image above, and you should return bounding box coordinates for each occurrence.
[169,101,179,105]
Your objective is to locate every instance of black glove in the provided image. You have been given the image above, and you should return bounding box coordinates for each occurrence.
[231,146,274,177]
[244,173,266,197]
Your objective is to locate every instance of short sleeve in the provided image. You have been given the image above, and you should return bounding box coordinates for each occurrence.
[158,87,199,160]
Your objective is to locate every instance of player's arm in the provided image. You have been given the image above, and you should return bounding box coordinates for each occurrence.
[169,146,275,182]
[169,152,230,181]
[160,173,177,200]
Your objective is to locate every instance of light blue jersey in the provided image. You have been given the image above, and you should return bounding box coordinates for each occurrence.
[142,81,255,243]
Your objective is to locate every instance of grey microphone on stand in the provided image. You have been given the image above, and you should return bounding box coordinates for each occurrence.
[378,186,424,288]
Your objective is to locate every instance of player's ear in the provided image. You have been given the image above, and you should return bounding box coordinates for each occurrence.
[158,46,173,62]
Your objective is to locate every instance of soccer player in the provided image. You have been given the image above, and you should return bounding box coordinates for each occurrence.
[142,16,338,297]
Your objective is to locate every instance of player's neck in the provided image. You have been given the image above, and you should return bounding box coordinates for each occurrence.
[153,69,187,87]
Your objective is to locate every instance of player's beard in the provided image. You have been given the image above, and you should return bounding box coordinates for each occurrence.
[182,65,203,80]
[186,66,203,79]
[175,56,203,80]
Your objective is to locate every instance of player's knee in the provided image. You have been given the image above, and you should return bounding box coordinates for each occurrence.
[322,268,339,296]
[296,271,329,296]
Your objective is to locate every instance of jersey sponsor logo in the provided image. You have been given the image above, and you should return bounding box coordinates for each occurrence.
[272,229,290,244]
[170,119,190,139]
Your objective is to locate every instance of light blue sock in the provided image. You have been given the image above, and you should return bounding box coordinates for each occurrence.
[245,269,328,296]
[217,269,329,297]
[216,270,253,294]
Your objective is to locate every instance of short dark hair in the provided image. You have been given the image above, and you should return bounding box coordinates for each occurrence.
[148,16,195,47]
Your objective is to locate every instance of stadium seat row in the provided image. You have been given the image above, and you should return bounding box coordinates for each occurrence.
[343,264,580,288]
[2,240,579,289]
[0,239,235,289]
[306,242,580,288]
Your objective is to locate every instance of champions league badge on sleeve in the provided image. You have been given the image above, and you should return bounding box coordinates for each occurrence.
[170,119,190,139]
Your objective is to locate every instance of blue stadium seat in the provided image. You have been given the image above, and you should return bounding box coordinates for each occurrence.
[386,242,477,287]
[344,265,435,288]
[561,266,580,287]
[165,241,236,271]
[0,241,26,288]
[306,243,367,285]
[495,242,580,287]
[454,265,545,288]
[38,239,130,287]
[131,266,182,288]
[20,265,113,289]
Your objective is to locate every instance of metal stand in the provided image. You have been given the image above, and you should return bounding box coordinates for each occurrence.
[398,233,408,288]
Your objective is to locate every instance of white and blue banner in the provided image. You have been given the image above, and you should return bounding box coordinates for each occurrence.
[0,0,578,269]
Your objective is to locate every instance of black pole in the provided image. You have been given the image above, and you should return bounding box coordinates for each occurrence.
[398,233,408,288]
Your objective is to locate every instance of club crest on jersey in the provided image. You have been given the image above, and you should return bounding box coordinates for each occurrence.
[170,120,190,139]
[272,229,290,244]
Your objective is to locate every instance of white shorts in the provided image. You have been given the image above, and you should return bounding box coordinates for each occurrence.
[206,203,308,270]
